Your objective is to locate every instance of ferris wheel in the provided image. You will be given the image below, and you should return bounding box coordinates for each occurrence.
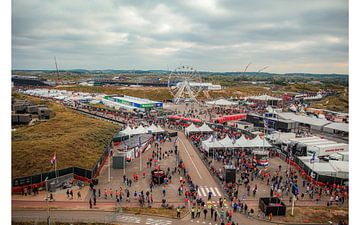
[168,65,203,104]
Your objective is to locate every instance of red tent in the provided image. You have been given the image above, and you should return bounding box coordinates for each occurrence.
[215,114,247,123]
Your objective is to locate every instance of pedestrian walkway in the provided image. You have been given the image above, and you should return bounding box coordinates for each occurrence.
[197,186,222,198]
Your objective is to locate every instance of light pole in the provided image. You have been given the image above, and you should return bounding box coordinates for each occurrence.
[45,177,50,225]
[108,149,111,183]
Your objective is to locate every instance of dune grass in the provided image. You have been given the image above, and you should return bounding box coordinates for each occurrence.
[277,206,348,224]
[12,95,118,178]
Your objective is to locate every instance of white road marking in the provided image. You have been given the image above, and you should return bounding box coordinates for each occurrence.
[205,187,210,195]
[179,138,202,179]
[210,187,216,196]
[199,187,206,196]
[116,215,141,223]
[145,218,172,225]
[214,187,221,196]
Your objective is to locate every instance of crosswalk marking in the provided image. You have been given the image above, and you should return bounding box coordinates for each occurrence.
[209,187,216,196]
[198,186,222,197]
[116,215,141,224]
[199,187,206,196]
[145,218,172,225]
[205,187,210,196]
[214,187,221,196]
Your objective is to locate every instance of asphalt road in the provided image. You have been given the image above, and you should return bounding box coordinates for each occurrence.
[12,209,275,225]
[175,131,224,200]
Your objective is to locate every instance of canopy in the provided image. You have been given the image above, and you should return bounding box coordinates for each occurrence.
[215,114,247,124]
[202,136,223,152]
[250,135,273,148]
[132,124,147,135]
[206,99,237,106]
[153,125,165,133]
[147,124,158,133]
[236,135,253,148]
[218,135,239,148]
[185,123,200,135]
[119,125,134,136]
[198,123,213,132]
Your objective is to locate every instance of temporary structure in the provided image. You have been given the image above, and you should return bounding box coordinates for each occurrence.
[202,136,223,152]
[250,135,272,148]
[218,135,239,149]
[185,123,200,135]
[198,123,214,133]
[236,135,253,148]
[206,99,237,106]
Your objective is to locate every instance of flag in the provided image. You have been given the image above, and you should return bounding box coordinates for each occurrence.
[51,152,56,165]
[174,136,179,143]
[232,134,236,144]
[138,136,141,147]
[310,152,316,163]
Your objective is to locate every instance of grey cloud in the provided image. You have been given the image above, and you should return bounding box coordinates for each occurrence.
[12,0,348,73]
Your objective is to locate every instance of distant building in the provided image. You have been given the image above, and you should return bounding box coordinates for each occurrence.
[176,82,221,90]
[102,95,163,112]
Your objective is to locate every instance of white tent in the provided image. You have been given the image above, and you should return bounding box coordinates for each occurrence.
[206,99,237,106]
[218,135,239,149]
[120,125,134,136]
[202,136,223,152]
[153,125,165,133]
[236,135,253,148]
[250,135,273,148]
[132,125,147,135]
[147,124,158,133]
[198,123,213,133]
[185,123,200,135]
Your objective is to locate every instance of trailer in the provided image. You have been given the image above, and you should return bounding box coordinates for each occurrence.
[307,143,348,157]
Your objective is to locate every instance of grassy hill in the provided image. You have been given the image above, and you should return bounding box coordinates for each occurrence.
[12,94,118,178]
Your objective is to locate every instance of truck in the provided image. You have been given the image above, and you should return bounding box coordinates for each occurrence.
[307,143,348,157]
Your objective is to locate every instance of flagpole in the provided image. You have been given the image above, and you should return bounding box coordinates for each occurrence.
[55,157,57,178]
[55,152,57,178]
[140,147,142,172]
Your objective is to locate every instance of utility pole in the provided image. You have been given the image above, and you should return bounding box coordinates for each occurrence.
[54,56,60,84]
[108,149,111,182]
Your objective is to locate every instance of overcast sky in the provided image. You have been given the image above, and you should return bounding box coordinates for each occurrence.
[12,0,348,74]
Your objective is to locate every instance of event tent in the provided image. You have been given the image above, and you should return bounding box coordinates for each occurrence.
[146,124,165,133]
[198,123,214,133]
[185,123,200,135]
[218,135,239,149]
[185,123,214,135]
[202,136,223,151]
[250,135,273,148]
[236,135,253,148]
[120,125,133,136]
[206,99,237,106]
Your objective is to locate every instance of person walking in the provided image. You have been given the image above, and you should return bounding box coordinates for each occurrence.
[197,207,201,218]
[191,207,195,219]
[77,191,81,200]
[211,207,214,219]
[214,210,218,222]
[70,189,73,200]
[176,206,181,218]
[203,208,208,219]
[89,198,92,209]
